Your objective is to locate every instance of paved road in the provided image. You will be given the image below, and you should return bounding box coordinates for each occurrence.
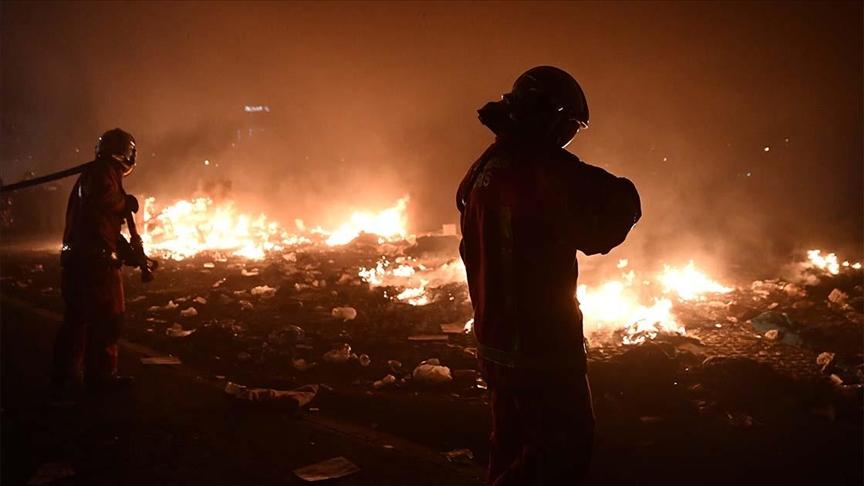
[1,297,484,485]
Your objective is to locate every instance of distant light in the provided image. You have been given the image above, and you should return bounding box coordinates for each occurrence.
[203,159,210,166]
[784,138,789,143]
[74,147,80,153]
[763,146,770,152]
[662,157,668,162]
[746,172,752,177]
[244,105,270,113]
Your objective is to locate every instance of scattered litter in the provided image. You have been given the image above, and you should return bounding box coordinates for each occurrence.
[373,374,397,389]
[387,360,403,372]
[750,311,801,345]
[180,307,198,317]
[331,306,357,321]
[251,285,277,299]
[293,456,360,482]
[128,295,146,303]
[239,300,254,311]
[358,353,371,367]
[763,329,781,341]
[440,321,466,334]
[193,296,208,305]
[27,462,75,485]
[145,317,167,324]
[268,325,306,346]
[147,300,178,312]
[141,356,182,365]
[827,288,849,307]
[408,334,449,342]
[203,262,215,269]
[323,343,353,364]
[443,448,474,464]
[282,252,297,263]
[241,268,260,277]
[225,382,318,408]
[293,358,314,371]
[413,359,453,385]
[212,278,226,288]
[166,323,196,338]
[816,352,835,373]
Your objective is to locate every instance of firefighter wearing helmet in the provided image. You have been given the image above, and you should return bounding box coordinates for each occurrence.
[52,128,141,400]
[458,66,641,484]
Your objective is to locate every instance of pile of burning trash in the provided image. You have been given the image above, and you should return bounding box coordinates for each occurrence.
[1,196,861,424]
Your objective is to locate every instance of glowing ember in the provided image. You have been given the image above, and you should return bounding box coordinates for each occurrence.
[657,261,732,301]
[317,196,410,246]
[807,250,841,275]
[359,256,466,306]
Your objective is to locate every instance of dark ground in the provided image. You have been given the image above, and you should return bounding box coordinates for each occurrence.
[1,248,862,485]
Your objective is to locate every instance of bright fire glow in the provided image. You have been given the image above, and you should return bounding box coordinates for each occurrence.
[318,197,409,246]
[140,196,411,259]
[577,262,731,345]
[657,261,732,301]
[140,197,307,260]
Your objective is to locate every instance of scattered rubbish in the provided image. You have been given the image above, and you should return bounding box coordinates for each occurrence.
[387,360,403,372]
[251,285,277,299]
[241,268,260,277]
[443,448,474,464]
[128,295,146,303]
[440,321,468,334]
[147,300,178,312]
[212,278,226,288]
[373,374,397,389]
[816,352,836,373]
[293,456,360,482]
[180,307,198,317]
[763,329,781,341]
[725,411,755,428]
[331,306,358,321]
[413,359,453,385]
[27,462,75,485]
[268,325,306,346]
[166,323,195,338]
[193,296,208,305]
[225,382,318,409]
[141,356,182,365]
[203,262,215,269]
[283,252,297,263]
[293,358,314,371]
[827,288,849,306]
[323,343,353,363]
[750,311,801,345]
[358,353,371,367]
[239,300,254,311]
[408,334,449,342]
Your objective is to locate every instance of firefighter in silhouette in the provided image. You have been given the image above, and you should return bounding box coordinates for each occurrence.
[53,128,141,398]
[458,66,641,485]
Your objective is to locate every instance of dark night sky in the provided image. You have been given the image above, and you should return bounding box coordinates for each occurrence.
[1,1,861,271]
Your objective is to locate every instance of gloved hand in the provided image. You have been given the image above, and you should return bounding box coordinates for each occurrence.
[125,194,139,214]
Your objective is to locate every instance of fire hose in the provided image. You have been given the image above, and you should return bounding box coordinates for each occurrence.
[0,160,96,193]
[1,161,159,282]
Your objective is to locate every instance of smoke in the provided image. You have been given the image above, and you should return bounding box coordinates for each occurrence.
[1,2,861,272]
